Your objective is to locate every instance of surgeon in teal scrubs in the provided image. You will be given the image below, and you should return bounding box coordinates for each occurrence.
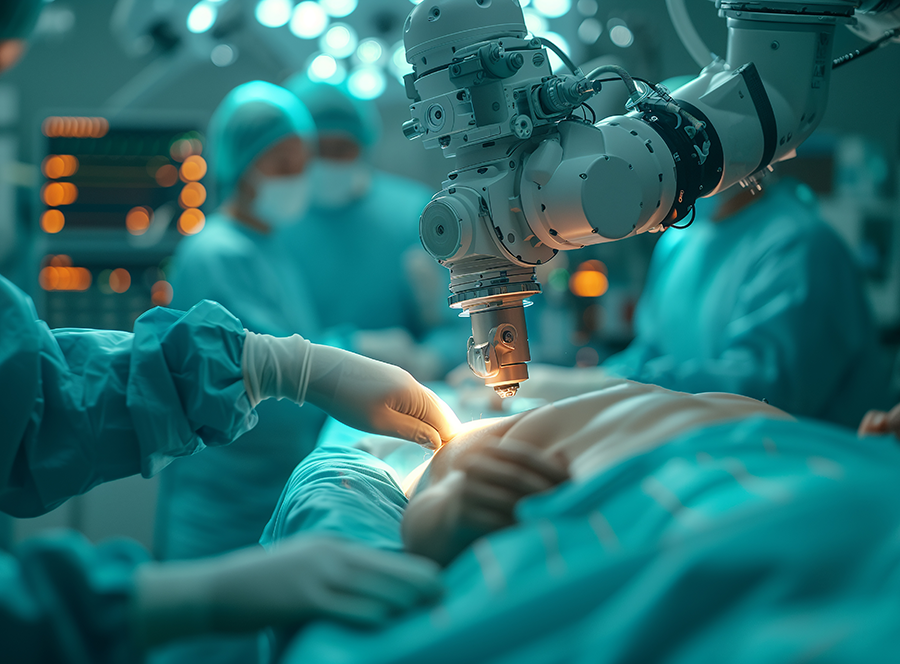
[0,4,451,659]
[155,82,327,567]
[151,81,356,663]
[518,178,891,428]
[282,76,462,381]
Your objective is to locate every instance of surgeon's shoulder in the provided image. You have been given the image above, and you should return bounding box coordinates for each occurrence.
[173,213,258,266]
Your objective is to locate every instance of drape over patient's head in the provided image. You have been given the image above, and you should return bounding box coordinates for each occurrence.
[208,81,316,204]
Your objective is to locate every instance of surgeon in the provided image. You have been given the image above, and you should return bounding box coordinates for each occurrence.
[0,3,452,660]
[281,75,460,381]
[516,173,891,429]
[151,81,402,663]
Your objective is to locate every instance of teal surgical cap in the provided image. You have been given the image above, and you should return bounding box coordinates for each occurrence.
[0,0,44,39]
[208,80,316,203]
[283,75,381,149]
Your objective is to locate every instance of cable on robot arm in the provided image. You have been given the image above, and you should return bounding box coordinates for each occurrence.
[537,37,583,76]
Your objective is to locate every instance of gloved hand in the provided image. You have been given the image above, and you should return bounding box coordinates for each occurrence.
[242,332,458,449]
[858,403,900,440]
[132,536,443,648]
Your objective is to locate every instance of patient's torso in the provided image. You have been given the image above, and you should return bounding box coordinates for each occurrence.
[505,381,791,478]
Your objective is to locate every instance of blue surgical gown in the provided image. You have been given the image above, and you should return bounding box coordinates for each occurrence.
[0,274,255,663]
[603,181,891,427]
[284,171,464,373]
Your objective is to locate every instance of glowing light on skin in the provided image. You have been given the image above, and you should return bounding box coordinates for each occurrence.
[187,1,217,34]
[320,0,358,17]
[533,0,571,19]
[255,0,292,28]
[290,2,328,39]
[347,66,386,100]
[321,23,358,58]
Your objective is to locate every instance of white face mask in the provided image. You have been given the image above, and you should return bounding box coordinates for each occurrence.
[310,159,372,210]
[250,170,311,228]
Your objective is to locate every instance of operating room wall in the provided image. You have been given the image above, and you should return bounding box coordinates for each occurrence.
[3,0,899,552]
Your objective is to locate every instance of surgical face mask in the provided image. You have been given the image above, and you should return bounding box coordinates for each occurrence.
[310,159,372,210]
[250,170,311,228]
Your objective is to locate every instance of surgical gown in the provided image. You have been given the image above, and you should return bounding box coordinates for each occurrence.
[603,181,890,427]
[0,275,255,663]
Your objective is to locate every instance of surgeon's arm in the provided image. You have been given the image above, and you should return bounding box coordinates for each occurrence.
[0,277,256,517]
[402,435,568,565]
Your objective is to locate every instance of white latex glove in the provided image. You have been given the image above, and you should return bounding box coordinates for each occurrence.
[352,327,443,381]
[242,332,458,449]
[305,344,457,450]
[132,536,443,649]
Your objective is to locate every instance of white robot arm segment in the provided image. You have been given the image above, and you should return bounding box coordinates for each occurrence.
[402,0,899,397]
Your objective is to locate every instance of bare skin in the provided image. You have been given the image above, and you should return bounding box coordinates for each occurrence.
[228,134,312,234]
[402,381,791,565]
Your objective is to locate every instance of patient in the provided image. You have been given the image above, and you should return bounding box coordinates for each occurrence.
[402,380,791,564]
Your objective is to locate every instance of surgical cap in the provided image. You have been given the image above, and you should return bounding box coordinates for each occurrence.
[283,75,381,149]
[0,0,43,39]
[208,80,316,202]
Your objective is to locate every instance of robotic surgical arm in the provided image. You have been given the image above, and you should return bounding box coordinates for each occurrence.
[401,0,900,397]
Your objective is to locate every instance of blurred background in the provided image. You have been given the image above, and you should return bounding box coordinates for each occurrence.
[2,0,898,551]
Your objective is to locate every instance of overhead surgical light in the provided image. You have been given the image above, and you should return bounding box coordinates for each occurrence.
[533,0,571,19]
[320,23,358,59]
[608,22,634,48]
[356,38,384,64]
[255,0,292,28]
[577,17,602,43]
[347,66,386,100]
[576,0,597,15]
[187,1,217,34]
[320,0,358,18]
[523,9,548,36]
[308,53,347,83]
[211,43,237,66]
[290,2,329,39]
[389,40,413,83]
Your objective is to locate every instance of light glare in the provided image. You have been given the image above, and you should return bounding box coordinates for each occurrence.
[187,2,217,34]
[347,67,387,100]
[609,24,634,48]
[356,38,383,64]
[523,9,547,35]
[308,53,347,83]
[290,2,328,39]
[255,0,292,28]
[321,23,358,58]
[577,18,602,44]
[533,0,571,18]
[320,0,357,17]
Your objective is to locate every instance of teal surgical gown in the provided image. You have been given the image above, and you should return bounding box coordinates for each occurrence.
[603,181,890,427]
[0,275,255,663]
